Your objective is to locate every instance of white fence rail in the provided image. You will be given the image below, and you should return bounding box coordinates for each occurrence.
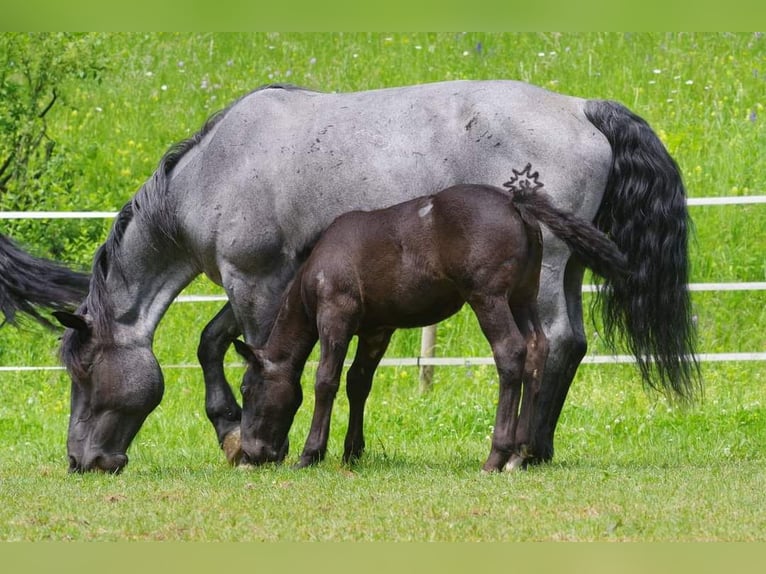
[1,196,764,373]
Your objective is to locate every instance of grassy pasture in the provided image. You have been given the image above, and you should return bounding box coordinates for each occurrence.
[0,33,764,541]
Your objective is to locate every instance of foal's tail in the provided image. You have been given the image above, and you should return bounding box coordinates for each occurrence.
[583,99,700,401]
[0,233,90,329]
[510,190,629,284]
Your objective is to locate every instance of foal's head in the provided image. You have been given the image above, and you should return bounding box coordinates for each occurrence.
[233,340,299,465]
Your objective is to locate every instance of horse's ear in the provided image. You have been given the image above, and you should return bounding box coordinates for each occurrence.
[52,311,91,333]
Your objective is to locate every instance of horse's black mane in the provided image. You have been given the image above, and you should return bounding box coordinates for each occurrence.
[60,83,308,375]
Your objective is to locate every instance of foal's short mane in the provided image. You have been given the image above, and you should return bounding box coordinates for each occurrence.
[60,84,307,375]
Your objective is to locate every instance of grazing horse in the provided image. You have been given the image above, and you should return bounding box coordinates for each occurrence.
[0,233,89,329]
[55,80,699,473]
[232,182,628,471]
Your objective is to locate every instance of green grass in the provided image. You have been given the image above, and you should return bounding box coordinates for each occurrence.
[0,33,765,541]
[1,360,764,541]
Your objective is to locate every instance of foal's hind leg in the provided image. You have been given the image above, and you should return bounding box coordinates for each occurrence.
[343,329,394,464]
[468,294,527,472]
[197,303,243,464]
[505,301,549,471]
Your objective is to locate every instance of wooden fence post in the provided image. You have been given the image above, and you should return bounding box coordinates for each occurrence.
[419,324,437,393]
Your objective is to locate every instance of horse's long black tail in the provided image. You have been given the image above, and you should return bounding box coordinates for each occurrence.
[0,233,90,329]
[582,99,700,401]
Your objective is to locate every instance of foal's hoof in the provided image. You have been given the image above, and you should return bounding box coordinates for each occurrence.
[222,428,243,466]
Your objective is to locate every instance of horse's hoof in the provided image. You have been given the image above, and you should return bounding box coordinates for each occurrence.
[222,428,243,466]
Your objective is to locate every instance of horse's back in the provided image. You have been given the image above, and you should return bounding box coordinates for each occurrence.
[173,80,611,288]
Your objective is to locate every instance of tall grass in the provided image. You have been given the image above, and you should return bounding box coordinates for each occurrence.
[0,33,764,541]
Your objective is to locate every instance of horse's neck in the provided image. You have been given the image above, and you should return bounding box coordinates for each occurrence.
[263,273,318,370]
[103,219,197,345]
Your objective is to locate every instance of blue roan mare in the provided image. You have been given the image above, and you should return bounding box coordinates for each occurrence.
[55,80,699,473]
[232,182,629,472]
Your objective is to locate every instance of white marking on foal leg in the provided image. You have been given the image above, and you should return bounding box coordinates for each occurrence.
[504,454,526,472]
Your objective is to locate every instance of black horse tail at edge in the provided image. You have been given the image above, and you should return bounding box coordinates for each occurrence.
[583,99,701,402]
[0,233,90,330]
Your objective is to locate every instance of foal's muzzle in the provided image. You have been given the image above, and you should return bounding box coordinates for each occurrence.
[240,438,289,467]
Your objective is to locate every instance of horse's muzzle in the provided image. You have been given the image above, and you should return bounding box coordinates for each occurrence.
[69,452,128,474]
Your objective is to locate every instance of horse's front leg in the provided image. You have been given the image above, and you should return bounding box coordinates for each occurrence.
[197,303,243,465]
[219,261,301,465]
[343,329,393,465]
[297,310,355,469]
[469,294,527,472]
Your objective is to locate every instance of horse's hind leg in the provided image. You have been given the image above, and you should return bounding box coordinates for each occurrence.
[197,303,243,464]
[468,294,527,472]
[519,258,587,464]
[343,328,394,464]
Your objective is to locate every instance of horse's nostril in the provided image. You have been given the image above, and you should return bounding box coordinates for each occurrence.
[68,456,81,473]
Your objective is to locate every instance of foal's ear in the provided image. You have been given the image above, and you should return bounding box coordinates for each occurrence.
[52,311,91,333]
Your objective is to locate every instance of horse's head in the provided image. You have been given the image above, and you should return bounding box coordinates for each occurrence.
[55,311,164,473]
[233,340,297,466]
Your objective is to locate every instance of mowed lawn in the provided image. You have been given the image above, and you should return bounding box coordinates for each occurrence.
[0,33,764,541]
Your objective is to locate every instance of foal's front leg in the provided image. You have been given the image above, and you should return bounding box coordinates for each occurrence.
[296,313,355,468]
[343,329,394,464]
[469,294,527,472]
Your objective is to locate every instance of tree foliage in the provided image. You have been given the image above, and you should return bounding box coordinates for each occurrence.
[0,33,107,208]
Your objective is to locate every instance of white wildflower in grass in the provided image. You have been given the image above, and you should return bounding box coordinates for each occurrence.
[686,80,694,85]
[309,57,316,65]
[161,85,167,91]
[653,68,662,74]
[145,71,154,77]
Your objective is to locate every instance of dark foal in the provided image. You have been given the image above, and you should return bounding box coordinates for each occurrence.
[234,183,628,472]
